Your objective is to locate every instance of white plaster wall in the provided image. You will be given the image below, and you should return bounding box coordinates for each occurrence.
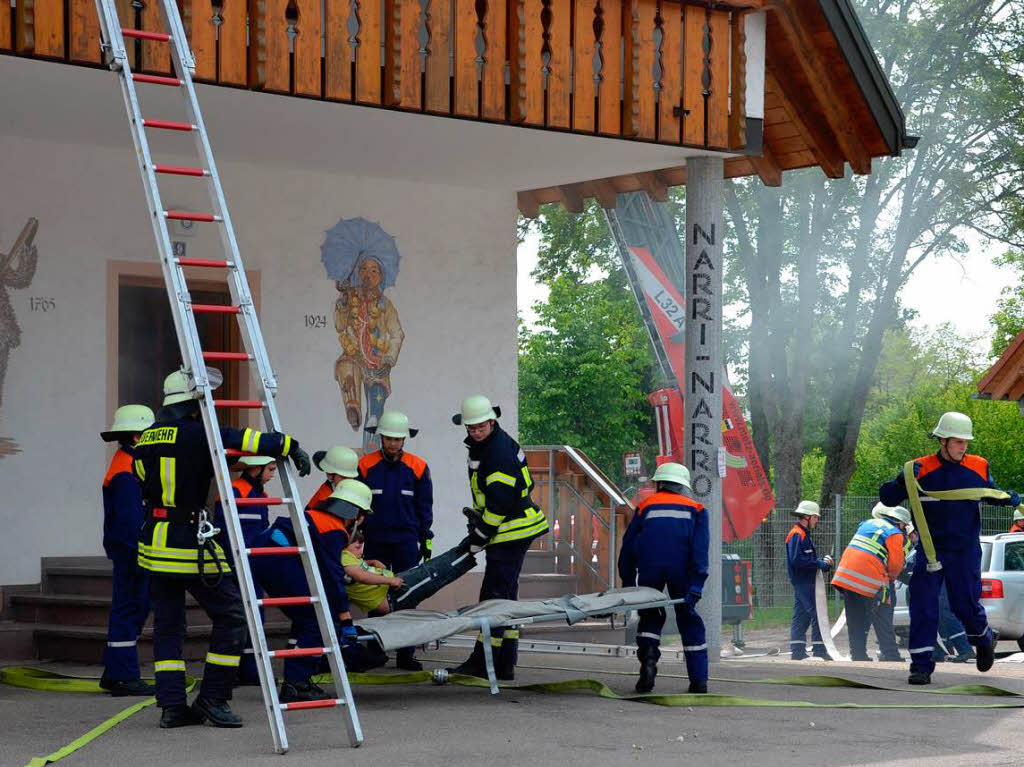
[0,133,517,585]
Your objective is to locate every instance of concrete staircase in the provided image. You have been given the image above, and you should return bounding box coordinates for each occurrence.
[1,550,627,663]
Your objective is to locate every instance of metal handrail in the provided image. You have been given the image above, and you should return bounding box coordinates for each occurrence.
[525,445,631,589]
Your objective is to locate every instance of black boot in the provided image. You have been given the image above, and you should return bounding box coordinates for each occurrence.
[396,649,424,671]
[908,670,931,685]
[279,680,330,703]
[191,697,243,728]
[687,680,707,694]
[635,645,659,694]
[976,641,995,672]
[160,704,204,728]
[495,638,517,681]
[449,641,488,679]
[100,676,156,697]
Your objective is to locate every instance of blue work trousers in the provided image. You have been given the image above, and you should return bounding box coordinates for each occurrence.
[636,571,707,684]
[151,574,246,708]
[790,581,828,659]
[909,545,992,675]
[103,554,151,681]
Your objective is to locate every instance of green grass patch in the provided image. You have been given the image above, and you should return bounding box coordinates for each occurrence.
[747,603,843,630]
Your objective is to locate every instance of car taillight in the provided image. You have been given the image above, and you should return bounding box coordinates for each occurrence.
[982,578,1004,599]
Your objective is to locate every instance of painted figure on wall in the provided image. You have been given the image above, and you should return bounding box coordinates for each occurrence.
[321,218,403,451]
[0,217,39,458]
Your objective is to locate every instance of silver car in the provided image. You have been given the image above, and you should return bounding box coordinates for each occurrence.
[894,533,1024,651]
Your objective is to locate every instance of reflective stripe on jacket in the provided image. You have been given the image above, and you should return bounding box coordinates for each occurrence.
[465,425,549,546]
[617,490,709,591]
[358,450,433,545]
[831,518,906,598]
[879,451,1015,552]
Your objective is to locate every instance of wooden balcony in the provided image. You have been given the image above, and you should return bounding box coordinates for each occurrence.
[2,0,758,154]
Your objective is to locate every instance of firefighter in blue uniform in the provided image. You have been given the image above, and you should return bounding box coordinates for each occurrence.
[249,479,387,702]
[212,455,277,685]
[358,410,433,671]
[134,370,310,728]
[618,462,709,694]
[880,411,1019,685]
[450,395,549,681]
[786,500,833,661]
[99,404,156,696]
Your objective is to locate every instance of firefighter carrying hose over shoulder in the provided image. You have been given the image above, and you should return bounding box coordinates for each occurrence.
[134,369,310,729]
[449,395,549,681]
[618,462,709,694]
[879,411,1019,685]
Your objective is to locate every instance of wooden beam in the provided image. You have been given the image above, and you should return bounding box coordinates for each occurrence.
[638,171,669,202]
[767,0,871,174]
[978,329,1024,394]
[766,70,844,179]
[517,191,541,219]
[749,139,783,186]
[556,185,586,214]
[590,180,620,210]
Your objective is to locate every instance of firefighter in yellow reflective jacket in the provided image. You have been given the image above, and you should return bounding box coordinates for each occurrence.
[449,395,549,680]
[134,369,311,729]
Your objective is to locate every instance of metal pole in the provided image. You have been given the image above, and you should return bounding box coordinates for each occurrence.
[684,157,724,662]
[834,493,843,606]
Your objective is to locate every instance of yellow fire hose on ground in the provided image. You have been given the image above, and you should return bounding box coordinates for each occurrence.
[7,663,1024,767]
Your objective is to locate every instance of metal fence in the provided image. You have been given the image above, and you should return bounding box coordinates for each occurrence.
[725,497,1016,610]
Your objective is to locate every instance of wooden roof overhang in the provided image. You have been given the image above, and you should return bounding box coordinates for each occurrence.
[520,0,914,216]
[978,331,1024,406]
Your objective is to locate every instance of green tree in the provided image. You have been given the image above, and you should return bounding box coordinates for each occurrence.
[990,250,1024,358]
[518,202,657,482]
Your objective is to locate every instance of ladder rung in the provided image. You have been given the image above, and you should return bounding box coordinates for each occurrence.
[236,496,286,506]
[133,73,183,87]
[202,351,251,361]
[179,258,232,268]
[269,646,329,658]
[225,449,253,457]
[214,399,264,408]
[192,304,239,314]
[165,210,221,223]
[143,119,196,132]
[155,164,209,177]
[259,596,316,607]
[122,28,170,41]
[280,699,344,712]
[247,546,303,556]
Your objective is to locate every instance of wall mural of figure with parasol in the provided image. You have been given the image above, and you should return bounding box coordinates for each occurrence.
[321,218,404,452]
[0,217,39,458]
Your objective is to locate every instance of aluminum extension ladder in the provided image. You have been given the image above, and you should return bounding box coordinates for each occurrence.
[89,0,362,752]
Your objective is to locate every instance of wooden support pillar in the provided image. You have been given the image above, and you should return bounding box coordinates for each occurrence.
[684,156,724,662]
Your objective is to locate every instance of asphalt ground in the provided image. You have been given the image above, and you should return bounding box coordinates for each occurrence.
[6,645,1024,767]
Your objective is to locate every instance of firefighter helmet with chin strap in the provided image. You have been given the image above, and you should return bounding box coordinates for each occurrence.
[452,395,501,426]
[101,404,155,442]
[320,479,374,521]
[1014,508,1024,522]
[161,367,224,406]
[651,462,691,489]
[929,411,974,441]
[792,500,821,518]
[234,455,275,469]
[367,410,418,438]
[878,505,911,526]
[315,446,359,478]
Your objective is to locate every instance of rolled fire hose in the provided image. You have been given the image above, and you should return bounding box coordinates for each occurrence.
[814,570,849,661]
[903,461,1009,572]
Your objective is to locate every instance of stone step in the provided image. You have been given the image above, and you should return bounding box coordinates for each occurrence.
[517,573,579,600]
[43,562,116,597]
[521,549,557,574]
[32,621,294,664]
[9,592,285,627]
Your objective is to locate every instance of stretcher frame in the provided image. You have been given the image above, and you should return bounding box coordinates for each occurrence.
[358,595,690,694]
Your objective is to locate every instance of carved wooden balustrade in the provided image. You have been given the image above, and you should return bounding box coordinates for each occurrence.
[2,0,757,152]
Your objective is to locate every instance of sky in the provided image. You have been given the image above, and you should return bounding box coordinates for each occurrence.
[517,226,1014,358]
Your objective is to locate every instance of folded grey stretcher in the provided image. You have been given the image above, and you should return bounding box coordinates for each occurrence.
[357,586,681,694]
